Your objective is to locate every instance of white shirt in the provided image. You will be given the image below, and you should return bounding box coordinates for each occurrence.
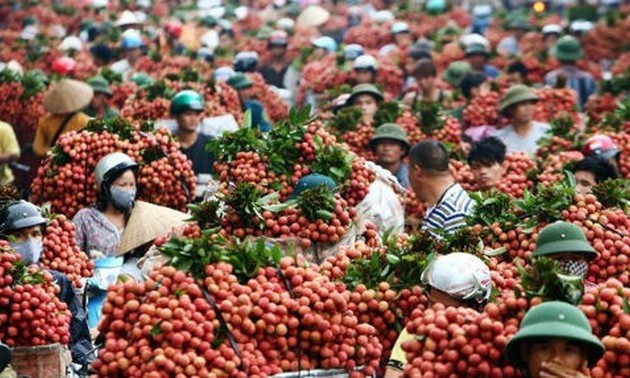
[492,121,551,157]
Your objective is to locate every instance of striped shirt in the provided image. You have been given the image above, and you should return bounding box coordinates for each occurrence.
[544,66,597,108]
[423,183,474,234]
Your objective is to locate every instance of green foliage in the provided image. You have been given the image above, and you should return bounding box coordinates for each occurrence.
[310,144,353,185]
[467,189,519,226]
[328,106,362,135]
[99,68,123,85]
[222,238,283,284]
[517,173,576,226]
[373,101,404,125]
[592,178,630,211]
[145,80,176,101]
[85,116,136,140]
[158,230,226,279]
[517,257,583,305]
[187,200,222,230]
[296,185,336,222]
[264,107,312,175]
[413,100,445,135]
[206,126,265,163]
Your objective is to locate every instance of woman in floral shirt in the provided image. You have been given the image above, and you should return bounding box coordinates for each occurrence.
[73,152,140,280]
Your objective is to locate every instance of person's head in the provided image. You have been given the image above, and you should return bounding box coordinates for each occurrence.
[120,29,144,63]
[582,135,621,174]
[369,124,410,166]
[219,27,235,49]
[233,51,259,73]
[443,61,472,89]
[467,137,507,190]
[0,201,46,265]
[533,221,597,278]
[170,90,204,132]
[391,21,411,46]
[465,43,490,70]
[504,301,604,378]
[311,36,337,58]
[542,24,562,50]
[347,84,383,123]
[226,73,254,102]
[507,17,531,40]
[551,35,583,65]
[409,41,433,62]
[87,76,113,112]
[268,30,288,59]
[506,61,529,86]
[412,59,437,92]
[459,72,487,100]
[89,44,113,66]
[421,252,492,310]
[573,156,618,196]
[353,55,378,84]
[500,84,539,124]
[94,153,139,213]
[408,140,451,202]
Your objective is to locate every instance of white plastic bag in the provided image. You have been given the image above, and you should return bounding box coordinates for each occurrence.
[355,162,406,235]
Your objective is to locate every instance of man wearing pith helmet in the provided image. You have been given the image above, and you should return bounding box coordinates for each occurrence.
[504,301,604,378]
[369,123,411,189]
[533,221,598,280]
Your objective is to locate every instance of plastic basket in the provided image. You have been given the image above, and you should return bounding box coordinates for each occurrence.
[11,343,70,378]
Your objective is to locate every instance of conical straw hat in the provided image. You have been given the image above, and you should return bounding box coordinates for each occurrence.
[296,5,330,28]
[43,79,94,114]
[117,201,189,255]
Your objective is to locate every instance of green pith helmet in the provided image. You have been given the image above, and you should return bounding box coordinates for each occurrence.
[170,90,204,116]
[443,61,472,87]
[347,83,383,105]
[292,174,337,198]
[130,72,154,87]
[87,75,112,96]
[533,221,597,261]
[504,301,604,367]
[551,35,583,62]
[369,123,411,153]
[499,84,539,113]
[226,73,253,90]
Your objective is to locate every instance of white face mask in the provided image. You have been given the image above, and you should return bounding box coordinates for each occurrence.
[10,238,43,265]
[559,259,589,278]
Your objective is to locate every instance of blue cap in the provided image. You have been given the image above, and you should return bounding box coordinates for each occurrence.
[121,32,143,49]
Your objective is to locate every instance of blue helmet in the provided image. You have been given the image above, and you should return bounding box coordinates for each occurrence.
[121,31,143,50]
[312,36,337,53]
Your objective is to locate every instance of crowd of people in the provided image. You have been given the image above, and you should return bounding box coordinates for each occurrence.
[0,0,629,377]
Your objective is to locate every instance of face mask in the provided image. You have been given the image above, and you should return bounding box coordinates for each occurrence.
[559,259,589,278]
[109,186,136,212]
[11,238,43,265]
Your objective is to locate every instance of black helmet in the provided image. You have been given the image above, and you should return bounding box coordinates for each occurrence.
[0,201,46,234]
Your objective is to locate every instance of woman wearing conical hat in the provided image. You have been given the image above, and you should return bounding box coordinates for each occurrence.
[33,79,93,157]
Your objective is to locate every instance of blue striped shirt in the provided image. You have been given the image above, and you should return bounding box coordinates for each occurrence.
[544,66,597,109]
[423,183,474,234]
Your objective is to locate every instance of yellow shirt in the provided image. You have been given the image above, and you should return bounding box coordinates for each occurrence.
[33,112,91,157]
[388,328,414,371]
[0,121,20,184]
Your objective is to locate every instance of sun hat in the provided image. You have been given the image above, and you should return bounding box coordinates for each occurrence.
[312,36,337,53]
[43,79,94,114]
[499,84,539,113]
[465,43,490,57]
[391,21,410,35]
[296,5,330,28]
[353,55,378,71]
[116,10,142,27]
[550,35,583,62]
[533,221,598,261]
[504,301,604,367]
[542,24,563,36]
[58,36,83,52]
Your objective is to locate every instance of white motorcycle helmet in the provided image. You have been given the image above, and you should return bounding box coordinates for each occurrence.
[94,152,139,191]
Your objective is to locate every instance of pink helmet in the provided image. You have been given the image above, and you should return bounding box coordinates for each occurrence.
[582,135,620,161]
[52,57,77,76]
